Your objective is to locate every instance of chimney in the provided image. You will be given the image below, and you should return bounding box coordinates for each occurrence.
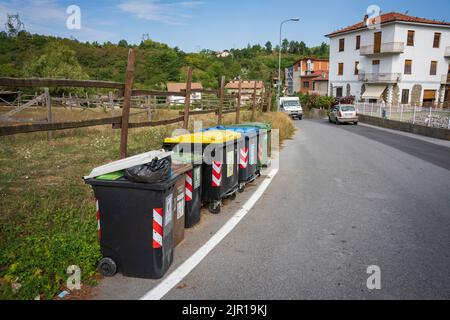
[363,14,369,25]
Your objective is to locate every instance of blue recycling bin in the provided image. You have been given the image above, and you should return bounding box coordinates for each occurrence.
[202,126,259,192]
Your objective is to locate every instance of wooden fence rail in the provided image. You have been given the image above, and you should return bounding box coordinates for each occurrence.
[0,116,122,136]
[111,116,185,130]
[0,77,124,89]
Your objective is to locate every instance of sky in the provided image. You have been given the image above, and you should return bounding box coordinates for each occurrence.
[0,0,449,52]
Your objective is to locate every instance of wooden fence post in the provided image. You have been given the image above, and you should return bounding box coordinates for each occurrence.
[147,95,152,121]
[109,91,114,113]
[251,81,257,121]
[119,48,136,159]
[235,79,242,124]
[183,67,193,129]
[267,87,272,112]
[218,75,225,125]
[260,86,265,112]
[44,88,52,140]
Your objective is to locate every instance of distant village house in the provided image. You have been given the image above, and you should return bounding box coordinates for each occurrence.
[167,82,203,105]
[285,57,330,96]
[225,80,265,105]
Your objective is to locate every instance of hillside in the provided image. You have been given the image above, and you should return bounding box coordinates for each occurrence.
[0,31,329,90]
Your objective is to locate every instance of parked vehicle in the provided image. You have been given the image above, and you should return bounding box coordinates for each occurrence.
[329,104,358,125]
[279,97,303,120]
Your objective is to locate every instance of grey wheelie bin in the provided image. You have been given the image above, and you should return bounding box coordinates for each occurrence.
[233,122,272,171]
[171,153,203,228]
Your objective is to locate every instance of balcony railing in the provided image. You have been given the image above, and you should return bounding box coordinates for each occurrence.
[442,74,450,84]
[360,42,405,55]
[445,46,450,58]
[358,73,402,83]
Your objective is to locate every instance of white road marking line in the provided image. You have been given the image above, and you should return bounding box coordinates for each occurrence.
[140,167,279,300]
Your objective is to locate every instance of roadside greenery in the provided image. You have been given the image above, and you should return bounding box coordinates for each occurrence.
[296,93,336,111]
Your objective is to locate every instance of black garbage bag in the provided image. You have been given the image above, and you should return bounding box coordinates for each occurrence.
[125,157,172,183]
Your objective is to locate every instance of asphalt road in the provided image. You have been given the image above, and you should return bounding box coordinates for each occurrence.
[95,119,450,300]
[162,119,450,300]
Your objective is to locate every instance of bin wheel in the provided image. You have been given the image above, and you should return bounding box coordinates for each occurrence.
[229,192,237,200]
[98,258,117,277]
[238,184,245,193]
[208,202,221,214]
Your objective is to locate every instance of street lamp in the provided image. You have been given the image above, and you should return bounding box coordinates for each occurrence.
[277,18,300,110]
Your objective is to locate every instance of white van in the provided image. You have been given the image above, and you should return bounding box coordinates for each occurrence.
[279,97,303,120]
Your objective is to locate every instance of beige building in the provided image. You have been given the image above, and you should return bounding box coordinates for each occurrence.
[225,80,265,105]
[167,82,203,105]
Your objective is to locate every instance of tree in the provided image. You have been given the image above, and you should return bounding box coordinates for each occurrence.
[265,41,273,53]
[289,41,298,54]
[298,41,307,55]
[281,39,289,53]
[25,43,88,79]
[117,39,128,47]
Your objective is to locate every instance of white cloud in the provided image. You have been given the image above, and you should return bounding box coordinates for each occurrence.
[118,0,204,25]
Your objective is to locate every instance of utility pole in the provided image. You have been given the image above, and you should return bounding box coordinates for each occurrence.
[277,18,300,111]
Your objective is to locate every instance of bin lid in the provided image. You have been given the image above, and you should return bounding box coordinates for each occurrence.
[164,131,241,144]
[96,171,125,181]
[172,152,203,164]
[85,174,183,191]
[221,126,259,134]
[172,161,193,176]
[236,122,272,130]
[84,150,172,180]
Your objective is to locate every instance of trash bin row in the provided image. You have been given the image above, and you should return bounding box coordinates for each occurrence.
[83,122,271,280]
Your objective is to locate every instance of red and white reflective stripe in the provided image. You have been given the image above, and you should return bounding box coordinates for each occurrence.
[258,143,263,162]
[153,208,163,249]
[212,161,222,187]
[96,200,101,238]
[239,147,249,169]
[185,171,193,202]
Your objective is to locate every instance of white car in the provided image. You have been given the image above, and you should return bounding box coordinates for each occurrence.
[329,104,358,125]
[279,97,303,120]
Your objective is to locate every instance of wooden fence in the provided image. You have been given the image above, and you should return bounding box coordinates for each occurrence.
[0,49,272,158]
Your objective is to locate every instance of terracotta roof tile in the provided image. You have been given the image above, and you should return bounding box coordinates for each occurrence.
[167,82,203,92]
[225,80,264,90]
[326,12,450,37]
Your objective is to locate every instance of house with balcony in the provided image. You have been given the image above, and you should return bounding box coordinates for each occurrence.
[326,12,450,106]
[285,57,329,96]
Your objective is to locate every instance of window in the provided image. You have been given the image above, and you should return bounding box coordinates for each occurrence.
[339,38,345,52]
[430,61,438,75]
[372,60,380,74]
[407,30,415,46]
[338,63,344,75]
[404,60,412,75]
[401,89,410,104]
[303,81,310,88]
[356,35,361,50]
[433,33,441,48]
[354,61,359,75]
[336,87,343,98]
